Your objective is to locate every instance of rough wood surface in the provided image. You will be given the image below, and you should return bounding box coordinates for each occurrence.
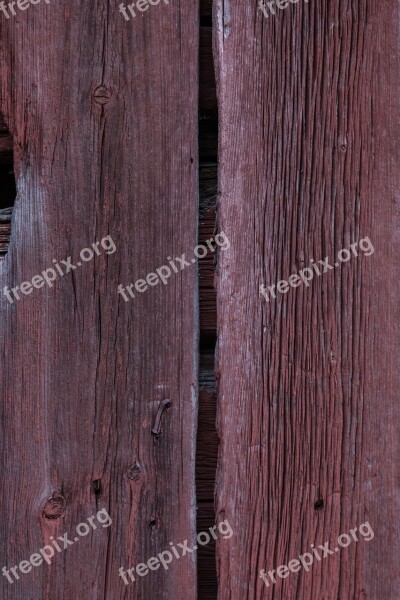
[214,0,400,598]
[0,1,198,598]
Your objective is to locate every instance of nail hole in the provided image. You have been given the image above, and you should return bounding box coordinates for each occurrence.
[149,519,157,528]
[314,499,324,510]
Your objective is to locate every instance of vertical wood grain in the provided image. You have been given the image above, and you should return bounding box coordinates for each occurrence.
[214,0,400,598]
[0,1,198,598]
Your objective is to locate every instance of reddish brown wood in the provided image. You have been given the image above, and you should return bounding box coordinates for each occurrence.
[214,0,400,598]
[2,0,398,598]
[0,2,198,598]
[0,136,12,159]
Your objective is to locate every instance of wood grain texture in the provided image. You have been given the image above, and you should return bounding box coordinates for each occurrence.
[214,0,400,598]
[0,1,198,598]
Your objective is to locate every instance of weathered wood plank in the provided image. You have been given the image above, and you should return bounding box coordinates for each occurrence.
[0,1,198,598]
[214,0,400,598]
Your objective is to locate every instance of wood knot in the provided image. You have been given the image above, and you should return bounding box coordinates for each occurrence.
[42,492,66,520]
[93,85,112,105]
[128,463,142,481]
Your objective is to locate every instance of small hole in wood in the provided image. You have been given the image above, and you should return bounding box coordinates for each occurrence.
[93,480,102,497]
[314,499,324,510]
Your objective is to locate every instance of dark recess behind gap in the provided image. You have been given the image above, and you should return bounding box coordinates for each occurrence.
[197,0,219,598]
[0,113,15,257]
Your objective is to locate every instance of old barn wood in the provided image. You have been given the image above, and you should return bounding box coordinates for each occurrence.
[0,0,198,598]
[1,0,399,599]
[214,0,400,599]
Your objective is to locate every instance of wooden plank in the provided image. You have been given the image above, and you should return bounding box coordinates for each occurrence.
[214,0,400,598]
[0,1,198,598]
[0,135,12,160]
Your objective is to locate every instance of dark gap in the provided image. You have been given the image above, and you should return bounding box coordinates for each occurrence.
[196,5,219,599]
[314,499,324,510]
[200,16,213,27]
[0,113,16,258]
[93,479,102,497]
[200,333,217,354]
